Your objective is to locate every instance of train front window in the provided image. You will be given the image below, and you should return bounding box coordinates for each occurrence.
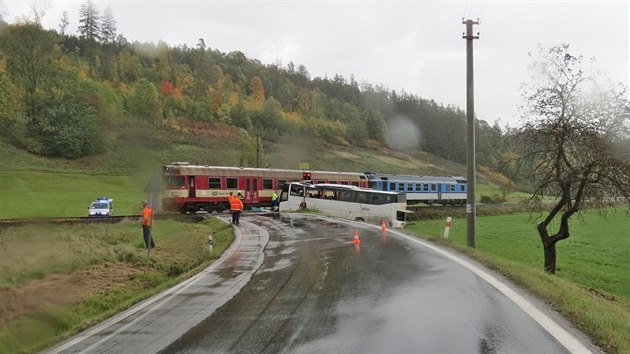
[164,176,185,188]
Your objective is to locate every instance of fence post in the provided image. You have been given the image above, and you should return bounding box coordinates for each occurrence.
[443,217,452,239]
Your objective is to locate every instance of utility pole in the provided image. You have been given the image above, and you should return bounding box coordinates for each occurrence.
[256,135,260,168]
[462,18,479,248]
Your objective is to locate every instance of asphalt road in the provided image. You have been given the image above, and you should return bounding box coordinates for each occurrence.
[47,213,598,354]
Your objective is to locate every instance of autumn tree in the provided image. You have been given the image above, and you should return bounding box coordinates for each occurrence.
[30,78,107,158]
[514,44,630,274]
[126,78,161,122]
[0,22,57,122]
[249,75,265,102]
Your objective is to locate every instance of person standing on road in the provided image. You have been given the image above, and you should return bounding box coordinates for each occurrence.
[272,191,279,211]
[142,201,155,255]
[230,194,244,225]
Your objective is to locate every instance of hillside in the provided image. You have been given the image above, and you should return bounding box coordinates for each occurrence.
[0,119,511,218]
[0,119,491,178]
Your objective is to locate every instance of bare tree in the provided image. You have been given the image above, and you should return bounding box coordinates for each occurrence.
[514,44,630,274]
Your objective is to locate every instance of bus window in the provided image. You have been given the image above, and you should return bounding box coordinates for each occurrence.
[356,192,372,204]
[227,177,238,189]
[373,193,390,205]
[209,177,221,189]
[290,184,304,196]
[338,190,356,202]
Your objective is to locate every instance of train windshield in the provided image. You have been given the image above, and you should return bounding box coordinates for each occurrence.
[164,176,185,188]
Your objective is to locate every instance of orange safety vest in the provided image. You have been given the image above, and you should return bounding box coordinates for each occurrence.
[142,206,153,226]
[230,197,243,211]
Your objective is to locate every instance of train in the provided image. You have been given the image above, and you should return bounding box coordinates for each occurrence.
[364,172,467,205]
[160,163,467,213]
[161,162,367,213]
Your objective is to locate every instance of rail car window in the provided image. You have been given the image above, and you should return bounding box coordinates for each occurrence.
[263,179,273,189]
[422,184,429,192]
[209,177,221,189]
[329,180,337,184]
[460,185,466,192]
[340,181,348,185]
[164,176,185,188]
[388,182,396,191]
[278,179,287,189]
[351,181,359,186]
[449,185,456,192]
[227,178,238,189]
[407,183,413,192]
[431,184,437,192]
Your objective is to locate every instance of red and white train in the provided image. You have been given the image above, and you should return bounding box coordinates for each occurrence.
[161,162,368,213]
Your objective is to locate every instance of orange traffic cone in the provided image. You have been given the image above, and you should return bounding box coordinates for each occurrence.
[352,230,361,244]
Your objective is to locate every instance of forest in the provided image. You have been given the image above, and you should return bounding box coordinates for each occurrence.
[0,2,521,178]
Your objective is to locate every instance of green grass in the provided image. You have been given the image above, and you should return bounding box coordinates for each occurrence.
[0,217,234,353]
[0,171,147,218]
[405,210,630,353]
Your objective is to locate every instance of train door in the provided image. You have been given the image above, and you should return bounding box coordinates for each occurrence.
[245,178,260,204]
[188,176,196,198]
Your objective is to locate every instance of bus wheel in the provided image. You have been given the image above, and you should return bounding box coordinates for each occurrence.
[299,202,307,209]
[354,217,365,223]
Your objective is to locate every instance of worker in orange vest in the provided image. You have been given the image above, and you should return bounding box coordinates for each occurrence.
[230,192,244,225]
[142,201,155,253]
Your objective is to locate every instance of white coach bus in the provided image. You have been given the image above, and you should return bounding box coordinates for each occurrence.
[279,182,410,228]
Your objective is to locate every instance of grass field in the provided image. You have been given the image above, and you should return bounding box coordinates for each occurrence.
[0,171,147,218]
[405,210,630,353]
[0,217,234,354]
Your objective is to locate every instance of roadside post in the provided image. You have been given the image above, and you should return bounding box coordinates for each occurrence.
[208,234,214,252]
[443,217,452,239]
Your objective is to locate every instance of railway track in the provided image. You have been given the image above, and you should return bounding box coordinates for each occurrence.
[0,213,209,228]
[0,204,527,228]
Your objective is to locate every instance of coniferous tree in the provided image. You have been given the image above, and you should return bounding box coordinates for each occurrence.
[59,11,69,35]
[78,0,101,41]
[100,6,117,43]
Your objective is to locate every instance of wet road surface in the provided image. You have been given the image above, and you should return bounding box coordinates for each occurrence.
[48,214,596,353]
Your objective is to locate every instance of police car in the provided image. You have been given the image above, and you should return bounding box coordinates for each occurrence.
[88,197,113,217]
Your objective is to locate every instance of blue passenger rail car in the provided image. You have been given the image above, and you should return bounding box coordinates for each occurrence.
[364,172,467,205]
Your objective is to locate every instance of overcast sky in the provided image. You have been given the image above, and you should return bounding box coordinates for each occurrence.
[3,0,629,127]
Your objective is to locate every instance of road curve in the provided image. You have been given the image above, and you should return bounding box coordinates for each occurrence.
[45,213,600,354]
